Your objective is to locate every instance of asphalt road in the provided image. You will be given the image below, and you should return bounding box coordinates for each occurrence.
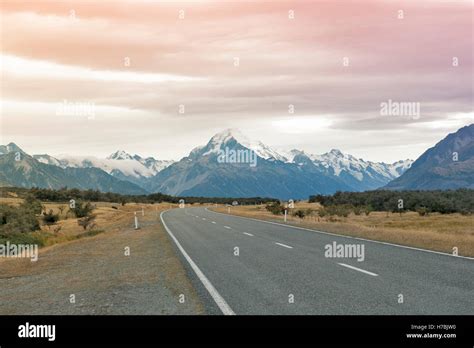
[161,207,474,315]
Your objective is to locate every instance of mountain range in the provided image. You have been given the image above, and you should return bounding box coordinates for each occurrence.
[0,145,147,195]
[385,124,474,190]
[1,124,472,198]
[146,129,412,199]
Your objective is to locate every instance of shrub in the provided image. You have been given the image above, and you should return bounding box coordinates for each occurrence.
[326,204,352,218]
[21,195,43,215]
[0,204,40,234]
[42,209,60,225]
[69,201,94,218]
[416,206,430,216]
[293,209,306,218]
[265,202,285,215]
[317,207,328,218]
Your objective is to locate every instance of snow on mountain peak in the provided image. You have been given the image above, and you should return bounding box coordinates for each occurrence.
[107,150,134,160]
[202,129,287,161]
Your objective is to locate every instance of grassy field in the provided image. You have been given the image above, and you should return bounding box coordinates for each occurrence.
[0,194,177,247]
[212,202,474,257]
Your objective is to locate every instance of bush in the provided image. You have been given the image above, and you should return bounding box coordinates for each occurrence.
[69,201,94,218]
[317,207,328,218]
[42,209,60,225]
[293,209,306,218]
[0,231,45,247]
[265,202,285,215]
[21,195,43,214]
[325,204,352,217]
[0,204,40,234]
[416,206,430,216]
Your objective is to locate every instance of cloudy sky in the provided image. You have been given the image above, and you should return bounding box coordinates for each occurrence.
[1,0,472,163]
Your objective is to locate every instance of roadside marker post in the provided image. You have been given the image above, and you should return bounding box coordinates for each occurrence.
[142,208,145,216]
[134,212,139,230]
[284,209,287,223]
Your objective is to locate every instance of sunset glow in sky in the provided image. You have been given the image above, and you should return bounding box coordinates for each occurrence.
[1,1,472,162]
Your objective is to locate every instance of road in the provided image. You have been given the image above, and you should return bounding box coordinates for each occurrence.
[160,207,474,315]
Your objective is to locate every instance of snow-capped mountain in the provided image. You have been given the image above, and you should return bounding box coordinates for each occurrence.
[148,129,412,198]
[304,149,413,190]
[2,128,416,198]
[268,145,412,191]
[33,150,174,189]
[201,128,288,162]
[148,129,352,198]
[1,144,146,195]
[107,150,135,161]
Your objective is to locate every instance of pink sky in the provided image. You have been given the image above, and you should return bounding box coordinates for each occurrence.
[1,0,472,162]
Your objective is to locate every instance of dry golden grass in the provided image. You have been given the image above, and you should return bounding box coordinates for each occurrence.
[0,197,177,248]
[213,203,474,257]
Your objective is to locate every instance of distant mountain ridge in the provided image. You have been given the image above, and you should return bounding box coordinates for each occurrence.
[33,150,174,189]
[0,147,147,195]
[385,124,474,190]
[0,127,421,198]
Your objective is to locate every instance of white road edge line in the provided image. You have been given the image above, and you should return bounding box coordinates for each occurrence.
[275,242,293,249]
[338,263,378,277]
[205,208,474,260]
[160,210,235,315]
[243,232,254,237]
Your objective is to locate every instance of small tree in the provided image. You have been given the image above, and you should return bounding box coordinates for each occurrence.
[58,205,66,217]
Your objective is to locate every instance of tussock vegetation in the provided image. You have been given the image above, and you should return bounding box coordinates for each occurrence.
[0,193,102,246]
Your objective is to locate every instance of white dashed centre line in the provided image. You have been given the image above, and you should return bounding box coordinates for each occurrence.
[275,242,293,249]
[338,263,378,277]
[211,221,216,224]
[243,232,254,237]
[202,218,206,221]
[224,226,231,229]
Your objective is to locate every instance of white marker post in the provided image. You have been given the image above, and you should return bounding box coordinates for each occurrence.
[284,209,288,223]
[142,208,145,216]
[134,212,139,230]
